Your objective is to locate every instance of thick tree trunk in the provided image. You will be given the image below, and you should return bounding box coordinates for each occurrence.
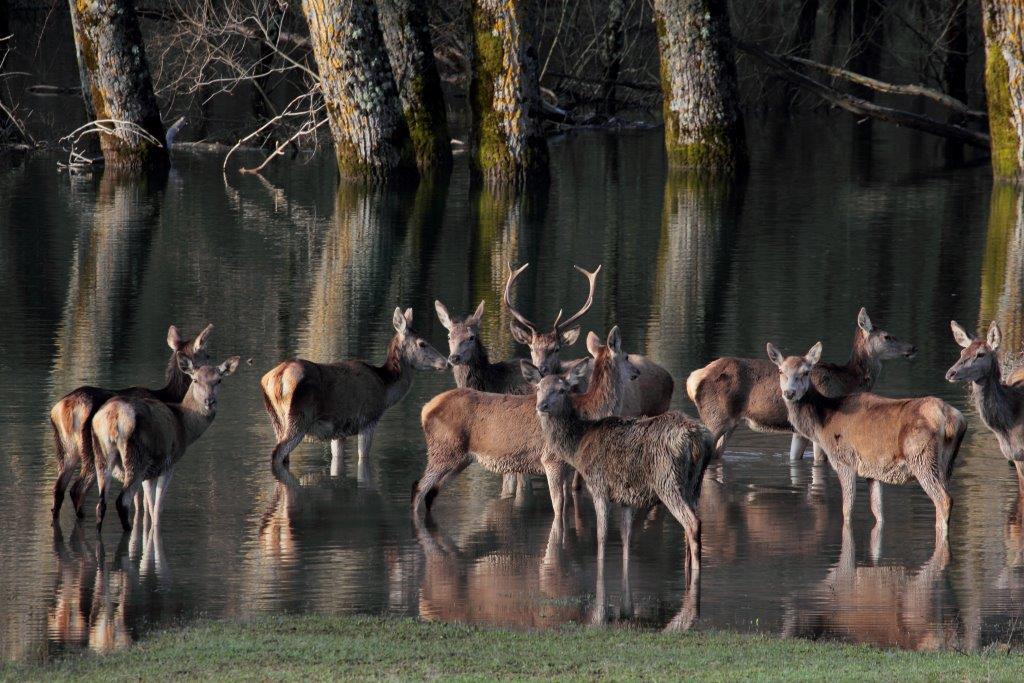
[654,0,745,173]
[378,0,452,173]
[67,0,167,169]
[301,0,415,181]
[598,0,626,117]
[982,0,1024,183]
[469,0,549,186]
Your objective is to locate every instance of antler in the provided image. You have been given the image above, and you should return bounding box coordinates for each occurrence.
[556,265,601,332]
[504,262,538,333]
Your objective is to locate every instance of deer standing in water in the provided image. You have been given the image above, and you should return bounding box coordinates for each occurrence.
[769,342,966,542]
[92,356,241,531]
[261,308,447,472]
[49,324,213,520]
[946,321,1024,492]
[529,360,714,581]
[687,308,916,461]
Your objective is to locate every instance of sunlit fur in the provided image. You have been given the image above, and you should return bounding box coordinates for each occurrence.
[48,324,213,521]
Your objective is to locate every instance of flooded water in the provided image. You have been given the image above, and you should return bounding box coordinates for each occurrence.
[3,119,1024,662]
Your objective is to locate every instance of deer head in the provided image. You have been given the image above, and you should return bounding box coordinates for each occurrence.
[434,299,485,366]
[167,323,214,367]
[586,326,640,385]
[179,355,241,415]
[524,359,591,416]
[393,307,448,371]
[946,320,1001,382]
[856,308,917,360]
[768,341,822,402]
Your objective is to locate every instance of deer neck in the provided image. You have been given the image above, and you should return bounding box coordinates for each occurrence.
[453,340,490,390]
[784,385,832,442]
[156,351,192,402]
[538,405,589,468]
[971,361,1012,431]
[179,394,216,446]
[378,335,414,408]
[574,352,621,418]
[845,332,881,388]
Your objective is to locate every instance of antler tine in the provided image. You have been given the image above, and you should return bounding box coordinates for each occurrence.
[557,264,602,331]
[504,262,537,332]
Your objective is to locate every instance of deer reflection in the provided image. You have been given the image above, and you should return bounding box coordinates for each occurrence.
[782,527,960,650]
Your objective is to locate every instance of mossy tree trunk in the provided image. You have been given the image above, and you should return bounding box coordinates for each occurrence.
[982,0,1024,183]
[378,0,452,174]
[301,0,415,182]
[469,0,549,186]
[67,0,167,169]
[654,0,745,173]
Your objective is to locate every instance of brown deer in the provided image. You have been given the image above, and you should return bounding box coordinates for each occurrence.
[687,308,916,461]
[92,356,241,531]
[768,342,966,542]
[262,307,447,471]
[413,326,639,520]
[49,324,213,521]
[529,361,714,580]
[505,262,674,417]
[946,321,1024,492]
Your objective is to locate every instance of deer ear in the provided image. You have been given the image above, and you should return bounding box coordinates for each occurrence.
[434,300,453,330]
[167,325,183,351]
[857,307,873,335]
[586,331,602,357]
[193,323,214,353]
[470,300,486,325]
[606,326,622,354]
[510,322,532,345]
[177,355,196,378]
[766,342,784,367]
[218,356,241,376]
[950,320,973,348]
[404,308,414,324]
[560,326,581,347]
[393,307,408,334]
[521,361,543,385]
[806,341,823,365]
[568,358,591,387]
[988,321,1002,350]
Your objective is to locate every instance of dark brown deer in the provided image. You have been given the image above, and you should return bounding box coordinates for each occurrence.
[687,308,916,461]
[413,327,638,520]
[529,360,714,580]
[769,342,966,542]
[49,324,213,520]
[946,320,1024,492]
[262,307,447,471]
[92,356,241,531]
[505,262,673,417]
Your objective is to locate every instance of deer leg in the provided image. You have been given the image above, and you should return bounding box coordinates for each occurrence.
[330,439,344,477]
[713,424,737,458]
[412,458,470,519]
[812,441,826,464]
[591,491,609,564]
[94,458,114,530]
[357,423,377,485]
[116,475,141,533]
[52,465,78,521]
[271,433,303,469]
[499,474,516,498]
[789,434,809,462]
[152,470,173,528]
[869,479,883,524]
[916,469,952,541]
[70,470,94,519]
[658,487,702,583]
[572,469,583,491]
[542,456,567,519]
[142,480,156,528]
[837,465,857,526]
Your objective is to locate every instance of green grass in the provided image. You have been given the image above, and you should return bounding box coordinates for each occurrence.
[4,614,1023,681]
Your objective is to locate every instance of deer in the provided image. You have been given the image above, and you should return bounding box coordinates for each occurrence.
[413,326,639,521]
[91,356,241,531]
[49,323,214,521]
[687,308,917,462]
[528,359,714,582]
[946,321,1024,493]
[261,307,448,473]
[505,262,674,418]
[768,341,966,543]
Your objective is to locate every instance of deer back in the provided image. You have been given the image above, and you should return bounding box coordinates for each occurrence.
[620,354,674,417]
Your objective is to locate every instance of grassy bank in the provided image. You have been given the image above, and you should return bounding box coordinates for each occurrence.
[4,614,1022,681]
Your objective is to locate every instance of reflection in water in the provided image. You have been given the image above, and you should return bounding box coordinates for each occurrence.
[979,185,1024,350]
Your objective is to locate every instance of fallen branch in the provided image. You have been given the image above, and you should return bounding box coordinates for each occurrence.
[545,71,661,94]
[737,41,990,151]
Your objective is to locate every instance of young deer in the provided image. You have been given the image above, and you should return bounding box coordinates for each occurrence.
[92,356,241,531]
[946,321,1024,492]
[688,308,916,461]
[49,324,213,520]
[769,342,966,542]
[505,262,673,416]
[529,361,714,580]
[413,327,638,520]
[261,307,447,471]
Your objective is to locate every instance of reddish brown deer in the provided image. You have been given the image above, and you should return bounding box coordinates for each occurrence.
[769,342,966,542]
[687,308,916,461]
[946,320,1024,492]
[262,308,447,471]
[49,324,213,520]
[505,262,673,417]
[529,361,714,580]
[92,356,241,531]
[413,327,638,519]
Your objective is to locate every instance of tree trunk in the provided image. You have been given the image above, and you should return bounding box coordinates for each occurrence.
[654,0,745,173]
[598,0,626,117]
[982,0,1024,183]
[469,0,549,186]
[378,0,452,173]
[67,0,167,169]
[301,0,415,181]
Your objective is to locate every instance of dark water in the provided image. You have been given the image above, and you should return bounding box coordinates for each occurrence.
[2,120,1023,662]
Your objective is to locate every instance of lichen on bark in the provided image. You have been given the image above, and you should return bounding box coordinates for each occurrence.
[982,1,1024,183]
[470,0,549,186]
[654,0,745,174]
[302,0,416,182]
[68,0,167,169]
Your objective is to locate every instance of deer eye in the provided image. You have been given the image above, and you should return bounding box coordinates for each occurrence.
[468,335,475,341]
[976,351,985,357]
[417,340,426,348]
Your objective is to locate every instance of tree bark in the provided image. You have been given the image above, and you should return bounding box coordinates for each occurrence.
[301,0,415,182]
[67,0,167,169]
[469,0,549,186]
[378,0,452,173]
[598,0,626,117]
[654,0,745,173]
[982,0,1024,183]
